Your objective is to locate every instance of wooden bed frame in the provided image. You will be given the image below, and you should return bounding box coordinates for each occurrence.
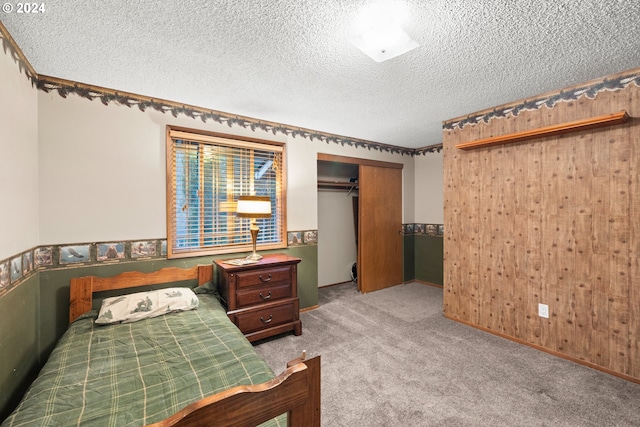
[69,264,320,427]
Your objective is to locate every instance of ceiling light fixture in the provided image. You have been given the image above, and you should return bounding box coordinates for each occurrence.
[349,0,419,63]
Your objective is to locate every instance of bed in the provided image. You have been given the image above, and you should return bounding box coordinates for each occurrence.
[2,264,320,427]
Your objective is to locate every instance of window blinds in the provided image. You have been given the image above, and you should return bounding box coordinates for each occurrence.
[167,129,285,258]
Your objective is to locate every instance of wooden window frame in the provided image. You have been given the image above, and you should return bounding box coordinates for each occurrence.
[166,126,287,259]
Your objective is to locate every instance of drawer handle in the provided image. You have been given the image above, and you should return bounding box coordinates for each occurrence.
[259,291,272,300]
[260,315,273,324]
[259,274,272,283]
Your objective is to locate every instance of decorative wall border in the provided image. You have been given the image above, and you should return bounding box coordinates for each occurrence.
[0,21,443,156]
[444,68,640,132]
[414,143,443,155]
[403,223,443,237]
[5,23,639,155]
[287,230,318,246]
[37,75,433,156]
[0,239,168,296]
[0,246,38,296]
[0,231,320,297]
[0,223,430,296]
[0,22,37,86]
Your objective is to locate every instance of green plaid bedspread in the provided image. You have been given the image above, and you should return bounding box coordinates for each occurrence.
[3,294,285,427]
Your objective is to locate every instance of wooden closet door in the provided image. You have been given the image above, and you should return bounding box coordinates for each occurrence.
[358,165,403,292]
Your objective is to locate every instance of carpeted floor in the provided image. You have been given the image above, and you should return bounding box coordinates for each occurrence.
[254,282,640,426]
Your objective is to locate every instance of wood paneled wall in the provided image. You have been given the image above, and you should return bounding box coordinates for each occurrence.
[443,75,640,382]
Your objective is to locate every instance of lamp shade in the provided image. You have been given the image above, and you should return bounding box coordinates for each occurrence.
[236,196,272,218]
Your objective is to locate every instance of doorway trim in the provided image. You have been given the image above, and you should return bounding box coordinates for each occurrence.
[317,153,403,170]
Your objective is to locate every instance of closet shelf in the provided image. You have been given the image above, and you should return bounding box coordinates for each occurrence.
[317,180,358,191]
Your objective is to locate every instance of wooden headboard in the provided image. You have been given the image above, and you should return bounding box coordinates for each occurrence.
[69,264,213,324]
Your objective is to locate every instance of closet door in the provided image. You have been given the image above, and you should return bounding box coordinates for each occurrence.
[358,165,403,292]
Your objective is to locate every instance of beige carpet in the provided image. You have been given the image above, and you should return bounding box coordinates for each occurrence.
[254,282,640,426]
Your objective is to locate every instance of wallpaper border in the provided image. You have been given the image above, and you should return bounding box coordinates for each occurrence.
[4,23,639,155]
[403,223,444,237]
[443,68,640,131]
[0,232,319,297]
[38,75,428,156]
[0,21,37,86]
[0,21,443,157]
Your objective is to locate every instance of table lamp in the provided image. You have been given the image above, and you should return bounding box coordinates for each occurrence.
[236,195,272,260]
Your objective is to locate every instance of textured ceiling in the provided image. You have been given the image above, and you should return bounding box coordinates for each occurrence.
[2,0,640,149]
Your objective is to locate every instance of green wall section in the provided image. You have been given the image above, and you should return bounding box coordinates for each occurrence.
[1,246,318,421]
[403,234,416,281]
[283,245,319,309]
[0,275,40,422]
[402,234,443,286]
[38,247,319,356]
[414,235,444,286]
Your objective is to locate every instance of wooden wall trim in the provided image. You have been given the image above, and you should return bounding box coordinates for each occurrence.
[415,143,443,155]
[168,125,286,148]
[455,111,630,150]
[445,314,640,385]
[299,305,319,313]
[0,21,37,84]
[408,279,443,289]
[317,153,403,169]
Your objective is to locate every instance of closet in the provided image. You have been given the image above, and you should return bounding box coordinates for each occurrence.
[317,160,359,287]
[317,154,403,293]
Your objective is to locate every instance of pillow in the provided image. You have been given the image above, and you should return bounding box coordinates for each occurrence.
[96,287,199,325]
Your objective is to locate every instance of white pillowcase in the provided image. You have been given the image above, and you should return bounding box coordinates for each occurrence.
[96,287,199,325]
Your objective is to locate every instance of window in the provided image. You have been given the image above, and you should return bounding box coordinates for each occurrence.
[166,127,286,259]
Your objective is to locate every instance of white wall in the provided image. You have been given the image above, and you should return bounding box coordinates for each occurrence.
[0,48,38,260]
[286,134,415,231]
[414,151,443,223]
[317,189,357,286]
[38,92,172,243]
[37,91,414,244]
[37,91,287,244]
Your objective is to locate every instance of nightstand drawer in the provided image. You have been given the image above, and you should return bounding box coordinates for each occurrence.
[234,301,296,334]
[236,282,292,308]
[236,265,292,288]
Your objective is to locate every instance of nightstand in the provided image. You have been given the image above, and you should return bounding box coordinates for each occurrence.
[214,254,302,342]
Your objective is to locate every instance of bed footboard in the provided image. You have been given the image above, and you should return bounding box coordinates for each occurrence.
[147,355,321,427]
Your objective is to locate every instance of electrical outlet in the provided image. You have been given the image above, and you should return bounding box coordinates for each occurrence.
[538,303,549,318]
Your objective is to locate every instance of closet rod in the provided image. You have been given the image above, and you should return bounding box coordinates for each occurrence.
[317,180,358,191]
